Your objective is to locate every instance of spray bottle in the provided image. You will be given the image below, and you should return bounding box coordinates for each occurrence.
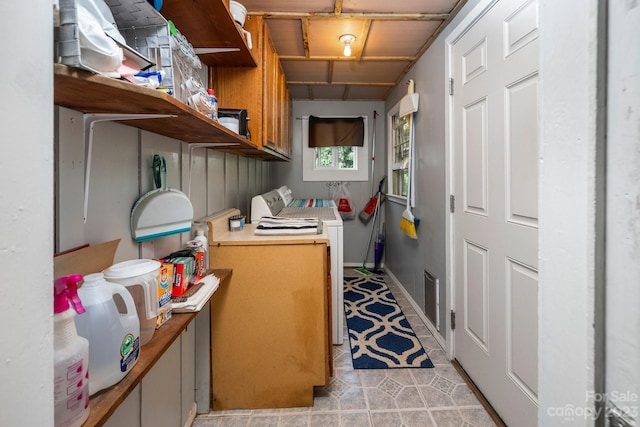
[54,275,90,427]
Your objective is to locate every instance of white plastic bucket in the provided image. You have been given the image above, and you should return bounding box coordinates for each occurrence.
[75,273,141,395]
[229,1,247,27]
[103,259,161,346]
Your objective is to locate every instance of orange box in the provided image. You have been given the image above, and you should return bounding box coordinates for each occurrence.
[156,263,173,328]
[192,251,205,284]
[167,257,195,297]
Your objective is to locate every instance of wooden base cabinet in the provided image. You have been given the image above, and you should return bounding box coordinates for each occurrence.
[207,228,332,409]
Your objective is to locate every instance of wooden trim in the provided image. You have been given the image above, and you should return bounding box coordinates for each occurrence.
[286,80,395,86]
[451,359,507,427]
[250,11,450,21]
[279,55,414,61]
[83,269,231,427]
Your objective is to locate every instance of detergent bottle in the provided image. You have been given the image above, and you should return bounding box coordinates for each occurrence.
[74,272,141,395]
[53,274,90,427]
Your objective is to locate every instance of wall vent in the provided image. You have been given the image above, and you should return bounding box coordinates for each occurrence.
[424,269,440,331]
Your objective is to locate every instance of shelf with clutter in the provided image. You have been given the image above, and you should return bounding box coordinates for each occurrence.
[54,0,288,160]
[54,239,231,426]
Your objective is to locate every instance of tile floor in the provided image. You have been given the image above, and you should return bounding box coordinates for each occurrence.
[193,271,497,427]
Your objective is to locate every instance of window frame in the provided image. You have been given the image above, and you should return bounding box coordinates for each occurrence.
[314,146,358,170]
[302,115,369,182]
[386,102,415,205]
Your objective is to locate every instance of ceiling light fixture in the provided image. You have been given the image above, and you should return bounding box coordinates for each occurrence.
[339,34,355,57]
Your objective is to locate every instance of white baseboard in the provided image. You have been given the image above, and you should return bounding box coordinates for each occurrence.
[183,402,197,427]
[383,267,448,354]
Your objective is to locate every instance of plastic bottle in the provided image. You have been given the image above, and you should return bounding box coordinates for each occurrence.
[209,89,219,121]
[75,273,141,395]
[53,275,90,427]
[193,228,209,272]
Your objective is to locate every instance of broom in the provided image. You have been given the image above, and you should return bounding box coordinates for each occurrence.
[354,189,381,276]
[358,111,379,224]
[359,177,385,223]
[399,81,419,239]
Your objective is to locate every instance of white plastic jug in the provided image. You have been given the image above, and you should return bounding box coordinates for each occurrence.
[75,273,140,395]
[103,259,161,346]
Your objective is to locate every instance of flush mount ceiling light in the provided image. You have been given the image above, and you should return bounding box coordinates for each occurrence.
[339,34,355,57]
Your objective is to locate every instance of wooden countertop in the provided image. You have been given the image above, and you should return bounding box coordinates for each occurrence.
[211,224,330,246]
[83,269,231,427]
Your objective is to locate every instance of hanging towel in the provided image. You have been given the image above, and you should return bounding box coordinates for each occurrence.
[254,216,322,235]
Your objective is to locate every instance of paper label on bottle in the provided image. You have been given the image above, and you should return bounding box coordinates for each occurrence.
[119,334,140,372]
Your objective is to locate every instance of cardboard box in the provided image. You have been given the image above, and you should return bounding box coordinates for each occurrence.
[54,239,120,279]
[192,251,205,284]
[156,263,174,328]
[166,257,195,297]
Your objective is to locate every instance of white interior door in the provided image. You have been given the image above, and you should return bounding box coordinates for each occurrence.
[450,0,539,425]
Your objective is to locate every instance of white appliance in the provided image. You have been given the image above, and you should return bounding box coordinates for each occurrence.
[251,186,344,345]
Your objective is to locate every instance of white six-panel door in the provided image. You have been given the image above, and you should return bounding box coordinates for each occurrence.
[450,0,539,425]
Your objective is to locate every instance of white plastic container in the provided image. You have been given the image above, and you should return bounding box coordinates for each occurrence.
[219,117,240,134]
[193,228,209,269]
[103,259,161,346]
[54,275,90,427]
[229,1,247,27]
[75,273,141,395]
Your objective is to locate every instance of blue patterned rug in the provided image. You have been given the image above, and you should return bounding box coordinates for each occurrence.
[344,276,434,369]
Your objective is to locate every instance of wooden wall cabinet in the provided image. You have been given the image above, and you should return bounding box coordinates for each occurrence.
[213,16,291,159]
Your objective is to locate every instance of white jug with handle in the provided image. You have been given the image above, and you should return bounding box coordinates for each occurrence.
[75,273,140,395]
[240,28,252,50]
[103,259,161,346]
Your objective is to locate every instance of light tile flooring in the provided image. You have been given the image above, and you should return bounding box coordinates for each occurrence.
[193,271,497,427]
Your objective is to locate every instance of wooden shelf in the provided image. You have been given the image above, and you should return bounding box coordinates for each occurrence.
[83,269,231,427]
[55,64,258,149]
[160,0,257,67]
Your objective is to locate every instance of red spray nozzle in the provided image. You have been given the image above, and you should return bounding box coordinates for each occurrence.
[54,275,86,315]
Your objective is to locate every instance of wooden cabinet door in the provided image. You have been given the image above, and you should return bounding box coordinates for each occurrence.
[212,16,265,149]
[263,24,278,149]
[213,16,291,158]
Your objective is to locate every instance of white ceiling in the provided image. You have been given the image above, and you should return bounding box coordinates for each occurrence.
[239,0,468,100]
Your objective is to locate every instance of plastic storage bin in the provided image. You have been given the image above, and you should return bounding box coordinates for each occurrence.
[55,0,178,95]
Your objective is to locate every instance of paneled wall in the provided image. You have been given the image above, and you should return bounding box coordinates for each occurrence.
[55,107,272,260]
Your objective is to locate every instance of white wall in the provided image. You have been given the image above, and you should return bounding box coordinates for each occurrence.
[538,0,602,423]
[273,100,385,265]
[0,1,53,426]
[605,0,640,422]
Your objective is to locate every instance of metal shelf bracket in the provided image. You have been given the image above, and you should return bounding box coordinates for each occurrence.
[83,113,175,223]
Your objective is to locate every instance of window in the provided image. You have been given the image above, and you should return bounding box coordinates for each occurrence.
[387,104,411,199]
[314,146,356,170]
[302,115,369,181]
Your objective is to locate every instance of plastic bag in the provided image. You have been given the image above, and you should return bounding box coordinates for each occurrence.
[76,0,128,77]
[331,182,355,220]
